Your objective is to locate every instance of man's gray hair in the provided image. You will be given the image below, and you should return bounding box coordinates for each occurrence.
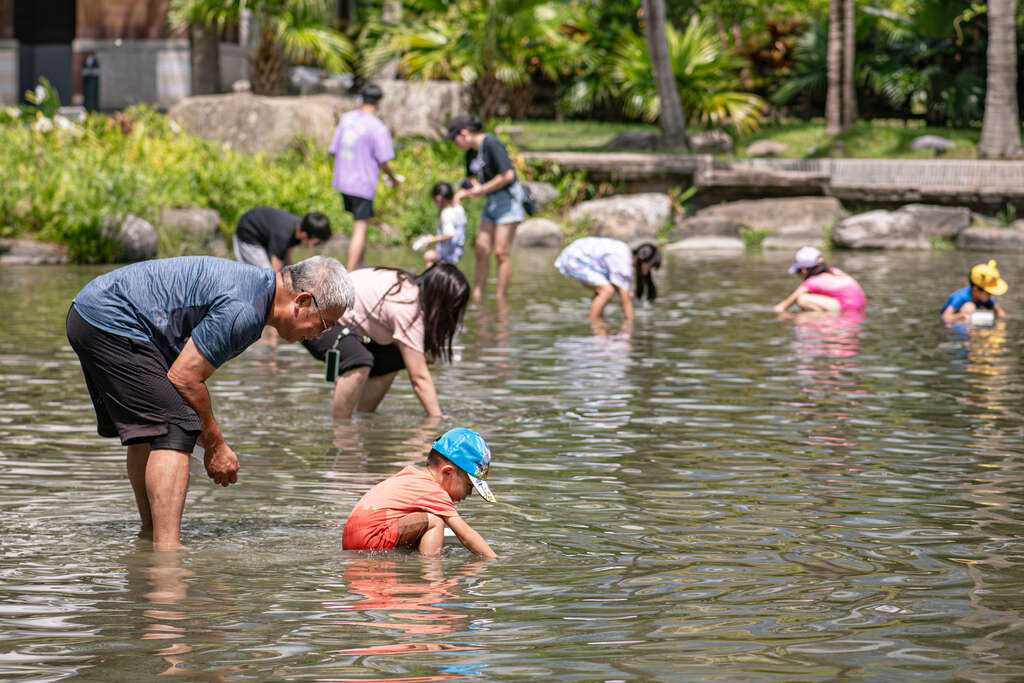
[284,256,354,311]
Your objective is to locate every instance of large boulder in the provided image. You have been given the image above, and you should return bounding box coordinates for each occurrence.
[689,130,734,154]
[160,207,223,245]
[898,204,971,238]
[957,225,1024,251]
[169,92,354,156]
[116,214,159,262]
[377,80,471,139]
[514,218,563,247]
[695,197,848,232]
[910,135,955,155]
[761,224,827,250]
[605,130,661,150]
[833,204,972,249]
[831,210,920,249]
[524,181,558,209]
[566,193,673,237]
[668,215,743,242]
[0,238,68,264]
[169,82,471,156]
[746,140,788,157]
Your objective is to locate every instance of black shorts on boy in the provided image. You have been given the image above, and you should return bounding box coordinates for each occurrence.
[342,194,375,220]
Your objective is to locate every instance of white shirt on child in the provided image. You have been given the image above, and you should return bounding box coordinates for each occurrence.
[436,206,466,264]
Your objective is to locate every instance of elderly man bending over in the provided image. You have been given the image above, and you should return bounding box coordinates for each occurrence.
[66,255,353,550]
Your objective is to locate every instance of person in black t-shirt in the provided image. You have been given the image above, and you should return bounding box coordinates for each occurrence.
[233,206,332,271]
[445,115,527,301]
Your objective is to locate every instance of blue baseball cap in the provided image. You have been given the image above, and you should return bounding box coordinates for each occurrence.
[432,428,495,503]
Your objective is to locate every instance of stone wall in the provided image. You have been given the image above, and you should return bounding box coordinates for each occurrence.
[76,0,174,40]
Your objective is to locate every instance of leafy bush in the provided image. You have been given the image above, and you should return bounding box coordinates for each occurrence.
[0,104,509,262]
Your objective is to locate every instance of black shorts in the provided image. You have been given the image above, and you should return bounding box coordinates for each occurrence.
[342,193,375,220]
[66,305,200,452]
[303,327,406,377]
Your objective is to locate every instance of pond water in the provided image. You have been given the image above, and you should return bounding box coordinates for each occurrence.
[1,247,1023,681]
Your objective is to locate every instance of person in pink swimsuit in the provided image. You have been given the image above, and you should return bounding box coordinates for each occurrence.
[774,246,866,313]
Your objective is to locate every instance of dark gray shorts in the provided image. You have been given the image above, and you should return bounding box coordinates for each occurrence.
[66,305,200,452]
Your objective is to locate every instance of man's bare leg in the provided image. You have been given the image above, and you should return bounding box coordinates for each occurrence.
[127,443,154,535]
[347,219,369,272]
[332,366,371,420]
[144,449,191,550]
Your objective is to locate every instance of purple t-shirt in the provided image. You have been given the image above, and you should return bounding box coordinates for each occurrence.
[329,109,395,199]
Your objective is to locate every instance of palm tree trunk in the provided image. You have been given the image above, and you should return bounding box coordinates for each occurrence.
[189,23,220,95]
[252,27,283,95]
[642,0,689,149]
[979,0,1023,159]
[825,0,842,134]
[841,0,857,127]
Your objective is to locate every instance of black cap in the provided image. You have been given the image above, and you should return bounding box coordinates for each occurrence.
[445,114,481,140]
[360,83,383,104]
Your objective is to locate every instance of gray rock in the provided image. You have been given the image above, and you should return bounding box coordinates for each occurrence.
[605,130,661,150]
[746,140,788,157]
[832,209,925,249]
[169,92,355,156]
[591,218,658,244]
[666,236,745,252]
[696,196,848,232]
[566,193,673,234]
[377,80,470,139]
[897,204,971,238]
[524,181,558,209]
[689,130,734,154]
[957,226,1024,251]
[169,81,470,156]
[910,135,955,154]
[160,207,223,245]
[833,204,972,249]
[514,218,563,247]
[668,215,743,242]
[761,224,827,250]
[972,212,1002,229]
[0,238,69,264]
[116,214,159,262]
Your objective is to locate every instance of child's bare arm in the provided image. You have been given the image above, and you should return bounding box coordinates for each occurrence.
[446,514,496,558]
[994,303,1007,318]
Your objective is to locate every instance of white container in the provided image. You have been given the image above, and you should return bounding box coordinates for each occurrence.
[970,310,995,325]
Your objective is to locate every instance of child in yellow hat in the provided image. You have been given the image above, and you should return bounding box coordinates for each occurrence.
[940,259,1008,323]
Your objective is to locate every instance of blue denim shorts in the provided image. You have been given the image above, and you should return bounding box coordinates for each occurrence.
[481,182,527,225]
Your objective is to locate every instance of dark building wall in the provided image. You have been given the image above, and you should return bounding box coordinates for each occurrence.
[77,0,174,40]
[0,0,14,40]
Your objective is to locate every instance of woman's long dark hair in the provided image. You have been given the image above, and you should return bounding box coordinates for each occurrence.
[801,262,829,278]
[374,264,469,362]
[633,242,662,303]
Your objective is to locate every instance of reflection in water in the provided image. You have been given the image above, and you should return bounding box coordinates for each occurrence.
[324,557,485,680]
[784,311,865,454]
[2,254,1024,681]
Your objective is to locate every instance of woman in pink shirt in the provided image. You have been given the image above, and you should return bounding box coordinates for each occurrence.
[774,246,866,313]
[304,263,469,418]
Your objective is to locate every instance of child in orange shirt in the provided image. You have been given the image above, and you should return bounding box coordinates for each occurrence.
[342,428,497,558]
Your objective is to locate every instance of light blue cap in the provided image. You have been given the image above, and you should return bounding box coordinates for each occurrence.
[432,428,495,503]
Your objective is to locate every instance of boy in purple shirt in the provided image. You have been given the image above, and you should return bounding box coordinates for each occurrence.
[329,83,402,272]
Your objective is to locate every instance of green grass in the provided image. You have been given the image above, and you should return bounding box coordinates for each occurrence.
[508,117,983,159]
[503,119,659,152]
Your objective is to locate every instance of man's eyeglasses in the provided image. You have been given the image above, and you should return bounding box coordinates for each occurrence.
[304,290,329,333]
